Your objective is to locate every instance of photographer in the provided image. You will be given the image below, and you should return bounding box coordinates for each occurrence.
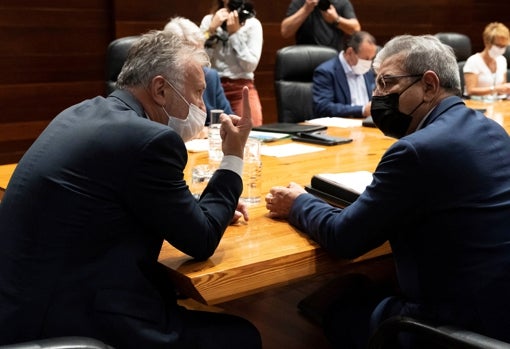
[281,0,361,50]
[200,0,263,126]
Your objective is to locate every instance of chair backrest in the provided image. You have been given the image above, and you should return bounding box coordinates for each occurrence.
[0,336,114,349]
[458,60,467,97]
[504,46,510,82]
[368,315,510,349]
[274,45,338,123]
[105,36,140,95]
[505,45,510,63]
[434,32,472,62]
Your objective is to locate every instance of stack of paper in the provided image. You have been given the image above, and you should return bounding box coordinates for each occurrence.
[306,117,363,128]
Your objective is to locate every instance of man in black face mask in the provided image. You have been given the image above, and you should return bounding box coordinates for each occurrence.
[370,73,423,138]
[264,34,510,348]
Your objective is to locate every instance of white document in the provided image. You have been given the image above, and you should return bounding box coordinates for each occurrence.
[316,170,373,194]
[185,139,209,152]
[261,143,325,157]
[306,117,363,128]
[249,130,290,142]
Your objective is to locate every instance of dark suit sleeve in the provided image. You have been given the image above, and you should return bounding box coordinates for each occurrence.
[125,129,242,260]
[212,72,233,115]
[288,140,423,259]
[313,62,364,118]
[204,68,233,119]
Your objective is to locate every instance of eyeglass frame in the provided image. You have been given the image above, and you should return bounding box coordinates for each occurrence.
[375,74,423,94]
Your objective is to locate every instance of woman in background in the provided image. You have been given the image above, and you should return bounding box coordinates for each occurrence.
[463,22,510,99]
[200,0,263,126]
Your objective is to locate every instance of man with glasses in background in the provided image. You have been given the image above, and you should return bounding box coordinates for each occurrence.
[312,30,377,119]
[265,34,510,348]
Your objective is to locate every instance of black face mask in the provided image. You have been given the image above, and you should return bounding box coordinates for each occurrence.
[371,78,423,139]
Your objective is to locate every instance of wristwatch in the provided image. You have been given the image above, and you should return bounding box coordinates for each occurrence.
[335,16,341,25]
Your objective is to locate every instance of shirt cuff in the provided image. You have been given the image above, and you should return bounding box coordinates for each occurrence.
[219,155,243,177]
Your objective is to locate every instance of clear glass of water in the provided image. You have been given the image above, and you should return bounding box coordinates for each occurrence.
[191,164,214,199]
[208,109,223,165]
[241,138,262,205]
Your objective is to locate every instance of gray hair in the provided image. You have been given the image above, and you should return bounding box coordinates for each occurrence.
[163,16,206,48]
[116,30,209,90]
[373,35,461,95]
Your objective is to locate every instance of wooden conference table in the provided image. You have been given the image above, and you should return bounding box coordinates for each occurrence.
[0,99,509,305]
[161,99,510,305]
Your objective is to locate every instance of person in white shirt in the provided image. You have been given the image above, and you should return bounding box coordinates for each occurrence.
[463,22,510,99]
[200,0,264,126]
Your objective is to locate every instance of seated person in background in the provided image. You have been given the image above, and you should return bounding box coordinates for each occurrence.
[464,22,510,98]
[265,34,510,348]
[164,16,233,123]
[281,0,361,50]
[0,30,261,349]
[200,0,264,126]
[312,30,376,118]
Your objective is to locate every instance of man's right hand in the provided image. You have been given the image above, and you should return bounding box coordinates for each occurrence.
[220,86,252,159]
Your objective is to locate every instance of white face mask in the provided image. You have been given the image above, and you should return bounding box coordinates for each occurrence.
[488,45,506,59]
[352,58,373,75]
[162,79,206,142]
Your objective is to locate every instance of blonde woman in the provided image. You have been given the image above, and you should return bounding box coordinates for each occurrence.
[464,22,510,99]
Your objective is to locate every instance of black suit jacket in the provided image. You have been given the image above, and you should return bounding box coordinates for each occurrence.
[313,55,375,118]
[0,90,242,348]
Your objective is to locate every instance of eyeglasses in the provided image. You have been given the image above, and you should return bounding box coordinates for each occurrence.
[375,74,423,94]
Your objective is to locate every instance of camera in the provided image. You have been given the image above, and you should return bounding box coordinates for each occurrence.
[205,0,256,48]
[226,0,256,26]
[318,0,331,11]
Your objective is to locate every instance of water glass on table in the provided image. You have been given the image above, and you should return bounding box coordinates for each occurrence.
[191,164,215,199]
[241,138,262,205]
[208,109,223,166]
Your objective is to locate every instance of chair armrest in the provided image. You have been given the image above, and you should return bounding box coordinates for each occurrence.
[0,336,114,349]
[368,316,510,349]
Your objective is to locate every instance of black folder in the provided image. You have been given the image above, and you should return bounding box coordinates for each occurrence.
[304,185,355,208]
[305,171,372,208]
[253,123,327,135]
[362,116,376,128]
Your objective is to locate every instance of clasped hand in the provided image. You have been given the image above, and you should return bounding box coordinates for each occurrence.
[265,182,307,219]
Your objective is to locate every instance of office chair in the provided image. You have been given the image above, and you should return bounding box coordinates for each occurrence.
[504,46,510,82]
[368,316,510,349]
[434,32,472,62]
[105,35,140,95]
[504,45,510,62]
[0,337,114,349]
[457,60,468,97]
[274,45,338,123]
[434,33,472,97]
